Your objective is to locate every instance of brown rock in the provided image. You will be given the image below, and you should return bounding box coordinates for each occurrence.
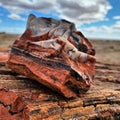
[7,14,96,98]
[0,52,9,63]
[0,89,29,120]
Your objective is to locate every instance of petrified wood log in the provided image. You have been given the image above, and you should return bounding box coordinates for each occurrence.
[0,58,120,120]
[7,14,96,98]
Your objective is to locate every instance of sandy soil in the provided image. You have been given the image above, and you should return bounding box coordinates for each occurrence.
[0,33,120,64]
[0,33,19,48]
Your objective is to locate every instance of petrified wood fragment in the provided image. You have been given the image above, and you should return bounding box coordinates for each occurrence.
[0,52,9,63]
[7,14,96,98]
[0,89,29,120]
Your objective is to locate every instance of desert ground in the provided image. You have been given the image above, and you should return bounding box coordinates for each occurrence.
[0,32,120,64]
[92,39,120,65]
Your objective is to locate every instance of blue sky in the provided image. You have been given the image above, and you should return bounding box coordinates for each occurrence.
[0,0,120,40]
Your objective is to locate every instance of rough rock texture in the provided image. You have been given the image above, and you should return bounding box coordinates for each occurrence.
[7,14,96,98]
[0,52,9,63]
[0,57,120,120]
[0,88,29,120]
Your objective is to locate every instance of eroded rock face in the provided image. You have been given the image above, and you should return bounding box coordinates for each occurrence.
[7,14,96,98]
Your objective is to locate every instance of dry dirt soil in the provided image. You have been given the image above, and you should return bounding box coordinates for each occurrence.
[91,39,120,65]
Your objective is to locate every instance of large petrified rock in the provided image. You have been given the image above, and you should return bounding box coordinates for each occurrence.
[7,14,96,98]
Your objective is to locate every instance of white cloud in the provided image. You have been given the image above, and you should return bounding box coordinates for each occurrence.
[55,0,112,25]
[80,21,120,40]
[0,0,112,25]
[0,0,54,14]
[8,13,25,21]
[113,16,120,20]
[112,21,120,30]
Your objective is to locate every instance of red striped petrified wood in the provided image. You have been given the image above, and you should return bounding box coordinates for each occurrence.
[7,14,96,98]
[0,88,29,120]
